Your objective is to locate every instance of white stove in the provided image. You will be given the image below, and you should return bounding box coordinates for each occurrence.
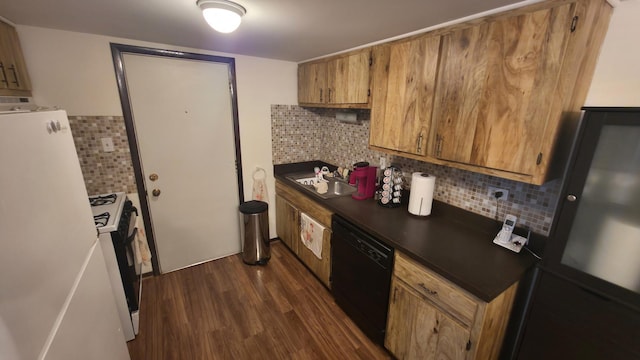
[89,192,126,233]
[88,191,140,341]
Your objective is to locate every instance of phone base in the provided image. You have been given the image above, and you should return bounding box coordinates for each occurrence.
[493,233,528,253]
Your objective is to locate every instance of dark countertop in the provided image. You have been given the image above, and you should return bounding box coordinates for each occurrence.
[275,161,541,302]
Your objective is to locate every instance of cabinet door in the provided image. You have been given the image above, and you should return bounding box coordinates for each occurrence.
[386,279,471,360]
[370,34,440,156]
[518,271,640,360]
[0,21,32,93]
[275,194,299,254]
[297,61,327,104]
[297,219,331,288]
[326,50,370,105]
[432,3,574,174]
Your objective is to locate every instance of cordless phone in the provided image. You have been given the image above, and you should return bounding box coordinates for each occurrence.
[493,214,527,253]
[497,214,517,243]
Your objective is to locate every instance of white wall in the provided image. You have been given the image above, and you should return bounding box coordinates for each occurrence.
[585,0,640,105]
[16,25,298,238]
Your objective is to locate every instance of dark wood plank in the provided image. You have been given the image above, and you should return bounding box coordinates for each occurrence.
[127,241,391,359]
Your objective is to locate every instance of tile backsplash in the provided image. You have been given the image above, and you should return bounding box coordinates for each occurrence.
[67,107,562,235]
[271,105,561,235]
[68,115,136,195]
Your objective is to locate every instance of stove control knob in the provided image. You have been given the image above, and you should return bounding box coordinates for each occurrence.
[152,189,161,197]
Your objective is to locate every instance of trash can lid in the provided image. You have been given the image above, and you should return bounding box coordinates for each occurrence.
[239,200,268,214]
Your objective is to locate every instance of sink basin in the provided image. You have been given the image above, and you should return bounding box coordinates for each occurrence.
[324,180,358,197]
[286,173,357,199]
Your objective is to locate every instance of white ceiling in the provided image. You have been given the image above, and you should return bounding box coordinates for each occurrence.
[0,0,528,62]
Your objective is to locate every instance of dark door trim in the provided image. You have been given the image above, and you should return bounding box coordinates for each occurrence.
[110,43,245,275]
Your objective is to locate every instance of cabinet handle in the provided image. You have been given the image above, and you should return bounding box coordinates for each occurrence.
[0,62,8,86]
[8,65,20,88]
[418,283,438,296]
[393,287,398,303]
[328,88,332,103]
[416,133,423,153]
[319,88,323,102]
[435,135,443,157]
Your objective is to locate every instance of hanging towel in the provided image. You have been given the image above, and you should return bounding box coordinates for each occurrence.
[133,217,152,266]
[300,212,324,260]
[252,167,268,202]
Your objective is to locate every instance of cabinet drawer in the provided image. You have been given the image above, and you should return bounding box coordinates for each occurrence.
[394,252,479,327]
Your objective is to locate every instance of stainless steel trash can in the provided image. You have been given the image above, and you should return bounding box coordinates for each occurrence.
[239,200,270,265]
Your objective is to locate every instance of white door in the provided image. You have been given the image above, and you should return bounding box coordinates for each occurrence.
[123,54,241,273]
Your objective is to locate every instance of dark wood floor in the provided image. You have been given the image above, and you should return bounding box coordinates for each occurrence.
[127,241,391,359]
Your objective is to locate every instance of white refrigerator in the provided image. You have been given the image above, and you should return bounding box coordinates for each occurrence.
[0,110,130,360]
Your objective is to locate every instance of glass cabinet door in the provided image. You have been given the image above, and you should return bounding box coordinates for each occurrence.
[561,124,640,293]
[549,109,640,309]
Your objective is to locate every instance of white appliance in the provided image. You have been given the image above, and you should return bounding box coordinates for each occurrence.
[0,95,39,113]
[0,110,130,360]
[89,192,141,341]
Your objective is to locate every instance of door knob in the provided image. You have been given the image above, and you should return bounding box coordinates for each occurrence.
[567,194,577,202]
[152,189,161,197]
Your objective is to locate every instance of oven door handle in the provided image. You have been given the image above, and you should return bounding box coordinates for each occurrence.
[125,227,138,245]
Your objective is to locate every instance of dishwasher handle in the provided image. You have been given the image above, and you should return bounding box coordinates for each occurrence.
[332,215,393,268]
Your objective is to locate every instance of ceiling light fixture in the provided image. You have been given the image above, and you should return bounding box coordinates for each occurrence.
[196,0,246,34]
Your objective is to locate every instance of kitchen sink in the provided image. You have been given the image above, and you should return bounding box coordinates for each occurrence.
[286,172,357,199]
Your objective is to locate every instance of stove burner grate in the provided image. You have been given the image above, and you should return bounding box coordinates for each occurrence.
[89,194,117,207]
[94,212,110,228]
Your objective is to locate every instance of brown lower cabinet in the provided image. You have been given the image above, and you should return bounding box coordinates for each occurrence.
[275,180,332,288]
[275,194,299,254]
[275,180,518,357]
[386,252,518,360]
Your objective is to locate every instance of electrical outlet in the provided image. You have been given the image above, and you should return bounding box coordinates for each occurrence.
[101,137,115,152]
[379,156,387,169]
[403,171,412,188]
[488,186,509,200]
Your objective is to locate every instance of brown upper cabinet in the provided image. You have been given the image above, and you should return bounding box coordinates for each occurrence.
[368,0,612,185]
[433,1,581,177]
[298,61,327,105]
[298,48,372,108]
[370,33,441,156]
[0,20,32,97]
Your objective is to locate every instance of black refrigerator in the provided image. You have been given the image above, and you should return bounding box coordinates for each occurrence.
[516,108,640,359]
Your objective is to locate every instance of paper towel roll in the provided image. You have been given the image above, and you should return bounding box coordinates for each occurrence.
[408,172,436,216]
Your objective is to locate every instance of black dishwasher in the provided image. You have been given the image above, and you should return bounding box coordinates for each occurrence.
[331,215,394,345]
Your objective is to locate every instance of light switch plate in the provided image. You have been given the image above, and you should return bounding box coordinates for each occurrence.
[101,137,115,152]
